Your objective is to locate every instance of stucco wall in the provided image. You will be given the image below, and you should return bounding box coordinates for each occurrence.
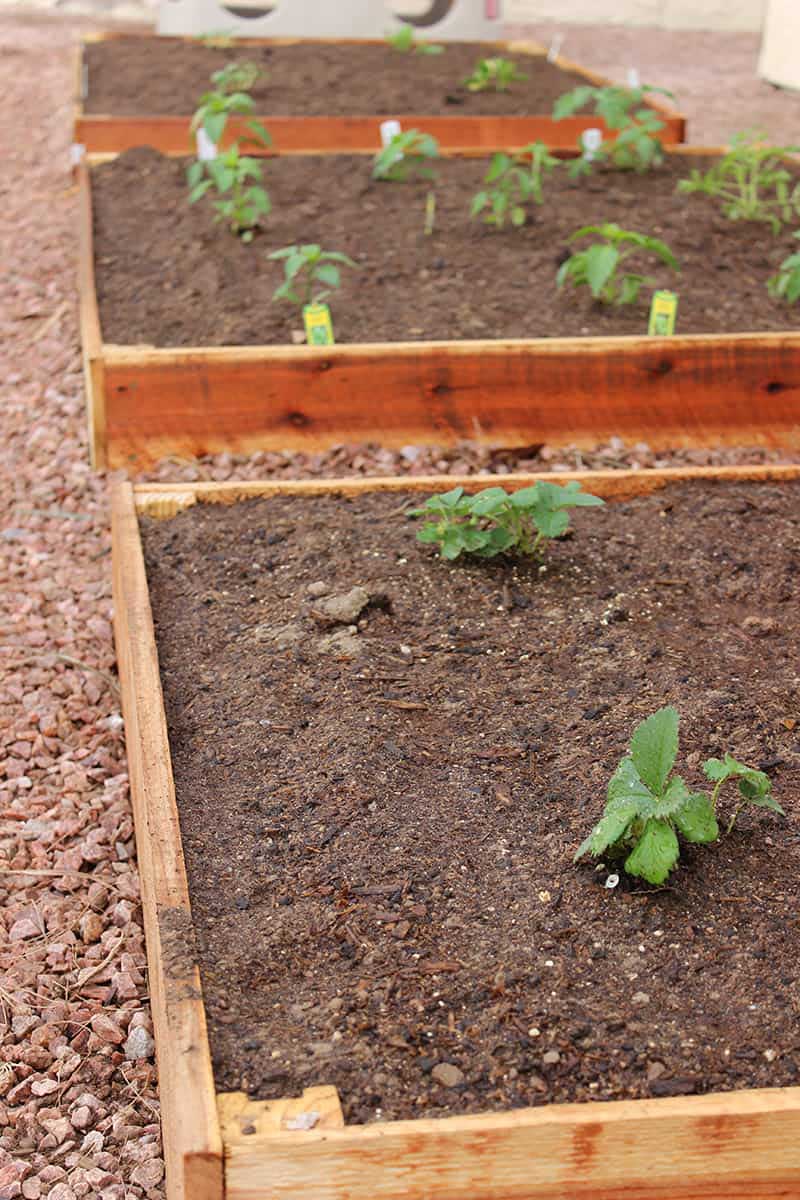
[504,0,766,33]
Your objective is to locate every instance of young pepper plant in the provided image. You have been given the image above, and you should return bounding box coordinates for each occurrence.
[385,23,443,54]
[575,706,784,885]
[187,124,271,242]
[409,481,604,561]
[373,130,440,183]
[463,57,527,92]
[268,244,358,309]
[471,142,561,228]
[557,222,679,305]
[190,64,266,146]
[677,130,800,234]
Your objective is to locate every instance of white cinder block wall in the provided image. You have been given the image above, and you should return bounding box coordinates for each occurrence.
[504,0,767,33]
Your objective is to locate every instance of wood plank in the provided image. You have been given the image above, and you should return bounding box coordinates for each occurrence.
[111,482,223,1200]
[219,1087,344,1140]
[76,158,106,469]
[131,463,800,519]
[222,1086,800,1200]
[100,331,800,470]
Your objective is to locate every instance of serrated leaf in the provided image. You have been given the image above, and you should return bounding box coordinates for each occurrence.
[630,706,679,796]
[606,756,655,813]
[588,800,639,855]
[204,111,227,144]
[315,263,340,289]
[533,508,570,539]
[508,485,541,508]
[652,774,690,818]
[674,792,719,844]
[624,818,679,885]
[470,487,509,516]
[441,528,466,560]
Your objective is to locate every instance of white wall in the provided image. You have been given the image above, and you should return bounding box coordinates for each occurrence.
[505,0,767,33]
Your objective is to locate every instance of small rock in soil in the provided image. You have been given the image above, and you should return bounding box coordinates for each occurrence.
[306,580,329,598]
[431,1063,464,1087]
[631,991,651,1006]
[124,1026,155,1061]
[542,1050,561,1065]
[254,621,304,648]
[312,586,370,625]
[316,627,362,657]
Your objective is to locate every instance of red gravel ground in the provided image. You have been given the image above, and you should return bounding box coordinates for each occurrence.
[1,11,799,1198]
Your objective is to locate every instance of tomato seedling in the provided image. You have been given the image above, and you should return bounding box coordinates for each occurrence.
[557,222,679,306]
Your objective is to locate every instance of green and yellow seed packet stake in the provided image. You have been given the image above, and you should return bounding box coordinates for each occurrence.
[648,289,678,335]
[303,303,335,345]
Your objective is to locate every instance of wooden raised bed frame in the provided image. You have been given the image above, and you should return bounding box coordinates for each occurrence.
[113,464,800,1200]
[80,146,800,472]
[74,32,685,157]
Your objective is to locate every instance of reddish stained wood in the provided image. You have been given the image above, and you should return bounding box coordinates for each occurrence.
[101,333,800,470]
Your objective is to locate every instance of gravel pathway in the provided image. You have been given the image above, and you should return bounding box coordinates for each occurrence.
[1,13,799,1199]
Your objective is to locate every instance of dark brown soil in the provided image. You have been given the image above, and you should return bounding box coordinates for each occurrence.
[84,37,592,118]
[141,479,800,1123]
[93,149,800,346]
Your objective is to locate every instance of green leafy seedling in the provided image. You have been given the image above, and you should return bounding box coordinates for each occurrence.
[554,83,673,175]
[191,64,267,146]
[373,129,440,183]
[187,123,271,242]
[678,130,800,234]
[703,753,784,834]
[386,23,444,54]
[768,232,800,303]
[196,30,236,48]
[557,222,679,306]
[471,142,561,229]
[409,481,604,561]
[268,244,358,309]
[575,707,784,885]
[463,56,527,92]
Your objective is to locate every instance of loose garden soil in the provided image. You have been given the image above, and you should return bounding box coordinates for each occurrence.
[93,149,800,346]
[84,38,591,118]
[141,479,800,1124]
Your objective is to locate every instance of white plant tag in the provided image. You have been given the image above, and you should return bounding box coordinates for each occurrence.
[628,67,640,88]
[581,127,603,161]
[547,34,564,63]
[81,62,89,100]
[70,143,85,168]
[380,119,402,149]
[196,128,218,161]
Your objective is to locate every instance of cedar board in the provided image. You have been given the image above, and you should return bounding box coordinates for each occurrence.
[80,146,800,471]
[74,32,686,157]
[112,465,800,1200]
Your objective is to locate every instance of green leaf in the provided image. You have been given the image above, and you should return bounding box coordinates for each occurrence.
[553,86,595,120]
[584,244,619,298]
[573,833,594,862]
[441,528,467,560]
[606,756,655,813]
[486,153,512,183]
[624,818,679,884]
[652,774,690,818]
[630,706,679,796]
[246,119,271,146]
[533,508,570,539]
[204,111,226,145]
[469,487,509,516]
[470,191,489,217]
[315,263,340,289]
[674,792,719,844]
[188,180,212,204]
[588,800,640,855]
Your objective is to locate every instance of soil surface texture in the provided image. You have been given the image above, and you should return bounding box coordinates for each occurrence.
[84,36,593,117]
[92,148,800,346]
[141,479,800,1123]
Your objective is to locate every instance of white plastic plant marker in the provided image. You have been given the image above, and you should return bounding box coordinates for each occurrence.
[581,127,603,162]
[380,119,402,149]
[546,33,564,63]
[81,62,89,100]
[196,128,218,161]
[627,67,640,88]
[605,873,620,889]
[70,143,86,168]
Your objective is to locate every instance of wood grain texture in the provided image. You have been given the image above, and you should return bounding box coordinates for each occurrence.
[222,1087,800,1200]
[111,482,223,1200]
[99,330,800,471]
[219,1087,344,1141]
[74,34,685,155]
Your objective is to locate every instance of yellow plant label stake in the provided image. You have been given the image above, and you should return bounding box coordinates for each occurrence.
[303,303,335,346]
[648,290,678,336]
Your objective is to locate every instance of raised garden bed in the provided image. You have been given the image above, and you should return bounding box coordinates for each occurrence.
[74,32,685,156]
[112,465,800,1200]
[81,146,800,471]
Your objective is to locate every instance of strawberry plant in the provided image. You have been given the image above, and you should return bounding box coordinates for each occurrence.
[386,23,443,55]
[471,142,561,228]
[373,129,440,183]
[768,232,800,303]
[463,57,527,92]
[409,481,604,561]
[575,707,784,885]
[554,83,672,174]
[269,244,358,309]
[557,222,679,306]
[678,130,800,234]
